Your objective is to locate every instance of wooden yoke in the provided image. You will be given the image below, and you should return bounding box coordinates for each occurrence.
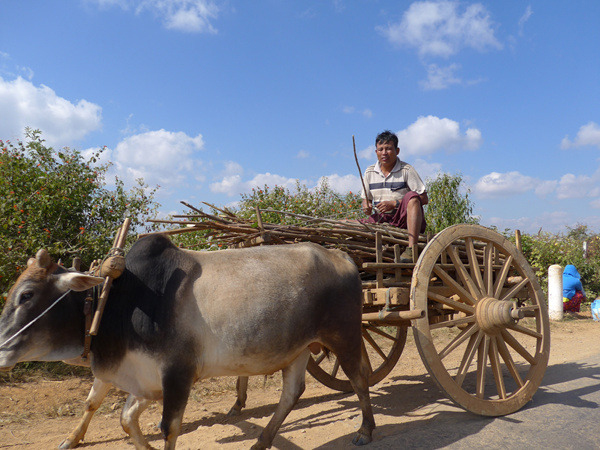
[89,218,131,336]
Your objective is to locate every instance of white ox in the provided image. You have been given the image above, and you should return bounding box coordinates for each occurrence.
[0,234,374,449]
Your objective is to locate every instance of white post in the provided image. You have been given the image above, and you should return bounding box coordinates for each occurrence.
[548,264,563,321]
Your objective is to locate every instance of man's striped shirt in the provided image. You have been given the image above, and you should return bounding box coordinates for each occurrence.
[361,159,426,210]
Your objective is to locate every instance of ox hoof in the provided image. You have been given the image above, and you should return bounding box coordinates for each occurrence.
[226,407,241,417]
[352,432,372,446]
[58,440,76,449]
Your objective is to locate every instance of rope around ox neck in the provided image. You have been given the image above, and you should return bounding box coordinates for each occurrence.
[0,289,72,350]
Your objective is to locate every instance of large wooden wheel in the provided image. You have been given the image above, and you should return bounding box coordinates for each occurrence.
[411,224,550,416]
[307,323,408,392]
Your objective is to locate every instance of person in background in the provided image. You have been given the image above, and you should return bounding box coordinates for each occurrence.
[563,264,586,313]
[361,130,428,262]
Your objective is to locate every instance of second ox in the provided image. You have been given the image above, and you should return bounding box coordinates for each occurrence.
[0,234,374,449]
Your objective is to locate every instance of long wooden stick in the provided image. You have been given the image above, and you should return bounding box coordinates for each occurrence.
[353,135,372,212]
[90,218,131,335]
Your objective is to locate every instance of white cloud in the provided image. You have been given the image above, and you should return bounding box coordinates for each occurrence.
[358,144,375,160]
[342,106,373,118]
[111,129,205,186]
[485,210,570,234]
[561,122,600,149]
[397,115,482,155]
[534,180,557,197]
[378,0,502,58]
[474,171,538,197]
[412,158,443,181]
[556,173,598,199]
[319,174,361,194]
[518,6,533,36]
[296,150,310,159]
[475,169,600,204]
[209,164,301,197]
[0,76,102,146]
[91,0,220,33]
[420,63,461,90]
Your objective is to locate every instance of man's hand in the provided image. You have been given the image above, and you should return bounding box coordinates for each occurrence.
[377,200,398,213]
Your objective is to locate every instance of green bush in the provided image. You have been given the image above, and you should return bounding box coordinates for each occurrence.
[236,179,363,225]
[424,172,479,235]
[512,225,600,300]
[0,129,160,305]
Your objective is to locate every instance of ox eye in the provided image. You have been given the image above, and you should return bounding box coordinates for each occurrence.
[19,291,34,304]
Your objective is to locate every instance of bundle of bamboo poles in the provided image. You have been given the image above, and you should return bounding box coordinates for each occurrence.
[143,201,429,267]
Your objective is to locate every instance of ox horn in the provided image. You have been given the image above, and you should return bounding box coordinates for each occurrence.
[35,249,52,269]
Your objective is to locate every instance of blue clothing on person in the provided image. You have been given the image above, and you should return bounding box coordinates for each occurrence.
[563,264,585,300]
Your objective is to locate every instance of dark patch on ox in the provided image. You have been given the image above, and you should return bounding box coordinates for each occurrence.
[92,235,201,372]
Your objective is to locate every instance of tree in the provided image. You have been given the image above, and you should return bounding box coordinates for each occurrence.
[0,129,160,302]
[424,172,478,234]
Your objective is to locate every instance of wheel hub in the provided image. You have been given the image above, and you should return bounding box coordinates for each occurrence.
[475,296,523,334]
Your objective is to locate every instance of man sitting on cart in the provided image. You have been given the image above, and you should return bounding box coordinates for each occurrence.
[361,130,428,262]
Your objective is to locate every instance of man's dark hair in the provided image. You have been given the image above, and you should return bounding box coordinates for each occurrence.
[375,130,398,148]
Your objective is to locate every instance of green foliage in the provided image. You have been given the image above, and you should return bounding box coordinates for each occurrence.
[424,172,479,234]
[236,179,363,225]
[0,129,160,302]
[513,224,600,299]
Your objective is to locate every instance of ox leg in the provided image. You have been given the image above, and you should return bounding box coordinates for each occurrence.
[336,350,375,445]
[252,350,311,450]
[227,376,249,416]
[59,378,112,449]
[160,365,195,450]
[121,395,152,449]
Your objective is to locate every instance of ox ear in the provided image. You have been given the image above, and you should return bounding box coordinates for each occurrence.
[55,272,105,292]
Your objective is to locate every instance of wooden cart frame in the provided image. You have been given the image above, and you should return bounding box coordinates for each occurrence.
[306,224,550,417]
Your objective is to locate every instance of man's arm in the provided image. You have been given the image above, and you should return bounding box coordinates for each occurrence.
[419,191,429,206]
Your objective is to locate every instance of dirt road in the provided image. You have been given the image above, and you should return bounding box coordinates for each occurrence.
[1,312,598,449]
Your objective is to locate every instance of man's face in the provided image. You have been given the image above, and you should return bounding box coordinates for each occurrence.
[375,140,399,167]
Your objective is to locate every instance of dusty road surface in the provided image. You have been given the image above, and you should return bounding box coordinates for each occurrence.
[1,312,599,449]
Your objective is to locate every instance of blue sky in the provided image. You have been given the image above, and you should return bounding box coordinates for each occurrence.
[1,0,599,234]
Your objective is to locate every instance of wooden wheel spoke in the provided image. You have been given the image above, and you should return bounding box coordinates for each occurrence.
[430,315,476,330]
[506,322,542,339]
[330,358,340,378]
[500,277,530,302]
[484,243,494,296]
[500,330,536,365]
[447,244,482,299]
[476,335,490,398]
[496,335,525,388]
[433,266,477,306]
[455,330,484,387]
[466,237,485,293]
[428,291,475,314]
[362,329,387,360]
[439,324,479,360]
[489,337,507,399]
[364,325,398,342]
[493,254,513,299]
[314,352,327,365]
[361,340,373,374]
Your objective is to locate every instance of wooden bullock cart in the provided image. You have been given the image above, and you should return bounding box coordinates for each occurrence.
[149,205,550,417]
